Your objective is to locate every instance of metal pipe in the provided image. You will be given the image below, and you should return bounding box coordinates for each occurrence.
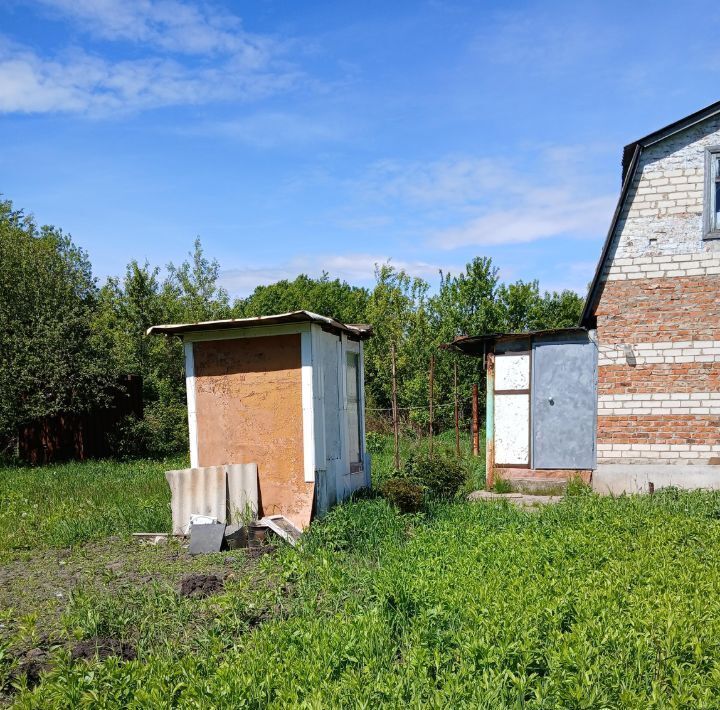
[454,360,460,457]
[391,343,400,471]
[485,353,495,490]
[428,354,434,459]
[472,383,479,457]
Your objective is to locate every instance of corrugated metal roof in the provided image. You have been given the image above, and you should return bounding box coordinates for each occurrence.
[442,327,588,355]
[147,310,372,339]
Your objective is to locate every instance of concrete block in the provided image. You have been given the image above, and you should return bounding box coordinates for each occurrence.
[593,464,720,495]
[189,522,226,555]
[507,477,568,496]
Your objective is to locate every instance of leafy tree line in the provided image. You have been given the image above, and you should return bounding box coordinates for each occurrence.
[0,198,584,458]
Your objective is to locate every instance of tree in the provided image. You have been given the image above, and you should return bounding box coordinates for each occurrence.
[96,261,163,377]
[531,289,584,329]
[165,237,232,323]
[364,264,431,418]
[237,273,369,325]
[93,239,235,457]
[0,199,113,447]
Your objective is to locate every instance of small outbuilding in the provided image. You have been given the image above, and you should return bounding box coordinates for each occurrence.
[446,328,597,491]
[148,311,372,530]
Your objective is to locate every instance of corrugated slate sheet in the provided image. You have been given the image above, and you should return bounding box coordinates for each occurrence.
[166,464,259,534]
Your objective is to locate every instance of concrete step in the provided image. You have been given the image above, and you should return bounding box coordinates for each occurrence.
[507,477,568,496]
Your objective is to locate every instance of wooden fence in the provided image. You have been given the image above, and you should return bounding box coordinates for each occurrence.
[17,375,143,464]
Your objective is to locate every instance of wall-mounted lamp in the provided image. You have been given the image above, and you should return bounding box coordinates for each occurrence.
[623,344,637,367]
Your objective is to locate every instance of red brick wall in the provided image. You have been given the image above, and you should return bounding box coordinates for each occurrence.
[596,276,720,344]
[591,120,720,469]
[598,362,720,395]
[595,274,720,464]
[598,415,720,446]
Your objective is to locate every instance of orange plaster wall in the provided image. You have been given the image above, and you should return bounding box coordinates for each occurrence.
[192,334,314,529]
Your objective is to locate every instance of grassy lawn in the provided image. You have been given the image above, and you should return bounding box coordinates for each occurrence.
[0,458,183,559]
[2,452,720,706]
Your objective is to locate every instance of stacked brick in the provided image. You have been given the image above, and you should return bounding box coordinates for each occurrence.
[593,118,720,466]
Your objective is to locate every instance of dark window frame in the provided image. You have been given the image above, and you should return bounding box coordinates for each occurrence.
[703,146,720,239]
[346,350,362,471]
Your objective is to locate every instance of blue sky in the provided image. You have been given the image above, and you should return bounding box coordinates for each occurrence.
[0,0,717,297]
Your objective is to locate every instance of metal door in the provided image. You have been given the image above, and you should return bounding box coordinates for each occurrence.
[532,336,596,469]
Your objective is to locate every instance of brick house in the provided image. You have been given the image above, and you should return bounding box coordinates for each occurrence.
[582,102,720,492]
[448,103,720,493]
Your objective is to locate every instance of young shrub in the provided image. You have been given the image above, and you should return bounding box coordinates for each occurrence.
[565,475,593,497]
[305,497,408,553]
[403,452,466,499]
[492,477,512,494]
[365,432,384,455]
[108,400,188,460]
[381,478,425,514]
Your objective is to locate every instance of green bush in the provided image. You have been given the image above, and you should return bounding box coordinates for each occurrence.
[109,401,188,460]
[380,478,425,513]
[402,451,466,499]
[365,431,385,456]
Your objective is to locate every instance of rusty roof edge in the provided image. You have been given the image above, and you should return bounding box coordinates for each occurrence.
[146,310,372,339]
[441,326,588,352]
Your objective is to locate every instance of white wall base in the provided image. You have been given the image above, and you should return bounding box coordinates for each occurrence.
[593,464,720,495]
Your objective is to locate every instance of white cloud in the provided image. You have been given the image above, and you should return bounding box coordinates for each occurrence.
[357,148,616,249]
[472,9,617,74]
[433,194,615,249]
[0,42,299,115]
[197,111,347,148]
[362,157,516,206]
[34,0,270,57]
[0,1,301,115]
[219,253,458,296]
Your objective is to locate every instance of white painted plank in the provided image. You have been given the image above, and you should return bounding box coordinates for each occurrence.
[495,353,530,391]
[184,341,199,468]
[300,330,316,482]
[495,394,529,465]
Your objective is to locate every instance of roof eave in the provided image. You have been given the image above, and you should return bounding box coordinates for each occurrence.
[146,310,372,340]
[621,99,720,182]
[442,326,589,355]
[580,144,642,327]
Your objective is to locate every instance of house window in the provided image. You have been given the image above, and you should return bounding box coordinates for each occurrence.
[346,351,362,472]
[704,148,720,238]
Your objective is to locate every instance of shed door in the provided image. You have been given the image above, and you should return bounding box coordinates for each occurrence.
[532,338,596,469]
[494,352,530,467]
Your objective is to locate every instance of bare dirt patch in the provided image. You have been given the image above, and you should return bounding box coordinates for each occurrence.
[71,637,136,662]
[245,544,277,560]
[179,573,224,598]
[15,648,52,689]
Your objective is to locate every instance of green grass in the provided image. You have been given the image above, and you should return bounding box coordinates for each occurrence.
[5,454,720,706]
[0,457,182,556]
